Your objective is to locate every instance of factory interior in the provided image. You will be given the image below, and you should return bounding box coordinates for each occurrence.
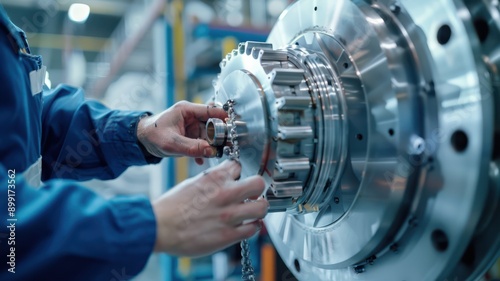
[2,0,500,280]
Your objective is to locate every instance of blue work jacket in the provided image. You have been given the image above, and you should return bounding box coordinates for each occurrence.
[0,6,160,281]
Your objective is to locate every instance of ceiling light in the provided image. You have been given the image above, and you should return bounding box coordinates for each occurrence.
[68,3,90,23]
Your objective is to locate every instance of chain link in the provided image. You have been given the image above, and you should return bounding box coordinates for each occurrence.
[240,239,256,281]
[224,100,255,281]
[225,100,239,159]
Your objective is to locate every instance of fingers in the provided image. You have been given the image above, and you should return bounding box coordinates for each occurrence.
[219,200,269,226]
[205,220,263,254]
[208,159,241,180]
[171,136,217,158]
[197,160,240,186]
[185,120,208,140]
[233,220,263,240]
[183,102,228,122]
[218,175,265,205]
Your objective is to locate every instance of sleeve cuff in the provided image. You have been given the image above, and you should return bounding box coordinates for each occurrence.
[136,112,163,164]
[106,111,162,166]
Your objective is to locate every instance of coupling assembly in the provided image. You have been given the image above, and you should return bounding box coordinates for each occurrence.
[206,118,233,157]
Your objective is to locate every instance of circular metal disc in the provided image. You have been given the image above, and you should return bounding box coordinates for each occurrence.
[263,0,493,280]
[210,70,270,179]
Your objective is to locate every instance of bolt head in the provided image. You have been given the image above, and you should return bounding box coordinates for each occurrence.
[390,2,400,14]
[354,266,365,274]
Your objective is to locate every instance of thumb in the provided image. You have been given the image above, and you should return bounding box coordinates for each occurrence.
[172,136,218,158]
[233,220,262,241]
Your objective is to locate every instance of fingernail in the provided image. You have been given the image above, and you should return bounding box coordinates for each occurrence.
[256,197,270,209]
[204,147,217,157]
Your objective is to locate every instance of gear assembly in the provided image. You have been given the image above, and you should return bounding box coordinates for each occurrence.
[205,0,500,280]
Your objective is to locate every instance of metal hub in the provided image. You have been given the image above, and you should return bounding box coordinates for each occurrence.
[207,0,500,280]
[210,41,350,214]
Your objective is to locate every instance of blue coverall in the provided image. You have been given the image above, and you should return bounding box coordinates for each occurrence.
[0,5,160,280]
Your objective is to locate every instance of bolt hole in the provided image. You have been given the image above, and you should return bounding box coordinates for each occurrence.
[451,130,468,152]
[473,18,489,43]
[356,134,363,141]
[437,24,452,45]
[295,42,299,46]
[388,128,395,136]
[314,6,317,11]
[431,229,449,252]
[343,62,349,69]
[294,259,301,272]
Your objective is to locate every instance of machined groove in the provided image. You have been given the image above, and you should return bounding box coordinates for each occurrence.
[276,157,311,173]
[271,181,304,198]
[270,68,306,85]
[278,125,314,140]
[261,50,289,61]
[276,96,312,110]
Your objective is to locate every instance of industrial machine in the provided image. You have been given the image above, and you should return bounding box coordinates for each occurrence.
[206,0,500,280]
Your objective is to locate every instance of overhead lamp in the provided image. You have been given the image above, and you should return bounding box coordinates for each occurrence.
[68,3,90,23]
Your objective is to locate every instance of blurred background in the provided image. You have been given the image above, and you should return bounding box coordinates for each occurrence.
[2,0,500,280]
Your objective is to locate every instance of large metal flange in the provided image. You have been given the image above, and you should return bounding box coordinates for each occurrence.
[262,0,495,280]
[445,0,500,279]
[209,0,499,279]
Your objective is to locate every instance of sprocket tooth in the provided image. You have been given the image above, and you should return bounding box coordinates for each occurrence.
[244,41,273,55]
[238,43,245,54]
[251,48,264,59]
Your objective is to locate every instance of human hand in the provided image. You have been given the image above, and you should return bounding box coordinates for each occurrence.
[137,101,227,164]
[152,160,268,257]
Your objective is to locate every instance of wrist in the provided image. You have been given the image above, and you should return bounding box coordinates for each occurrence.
[152,199,175,253]
[136,112,160,161]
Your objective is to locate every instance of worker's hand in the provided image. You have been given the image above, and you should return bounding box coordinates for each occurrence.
[152,160,268,257]
[137,101,227,164]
